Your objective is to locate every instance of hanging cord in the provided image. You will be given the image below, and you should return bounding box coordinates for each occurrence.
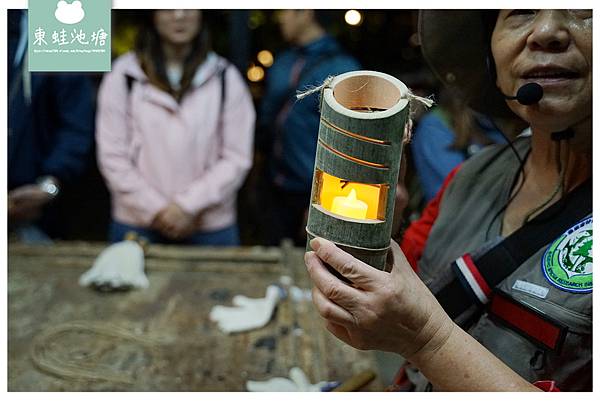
[404,90,434,144]
[296,75,335,100]
[406,89,435,108]
[483,117,529,240]
[485,139,571,238]
[484,149,529,240]
[295,75,433,145]
[296,75,435,109]
[522,140,568,224]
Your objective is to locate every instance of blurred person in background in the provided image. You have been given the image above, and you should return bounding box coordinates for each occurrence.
[411,86,508,202]
[96,10,255,245]
[256,10,360,246]
[8,10,94,243]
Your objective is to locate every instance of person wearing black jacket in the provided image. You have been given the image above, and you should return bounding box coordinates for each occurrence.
[8,10,94,241]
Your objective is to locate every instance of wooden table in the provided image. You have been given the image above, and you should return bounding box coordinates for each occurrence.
[8,242,382,391]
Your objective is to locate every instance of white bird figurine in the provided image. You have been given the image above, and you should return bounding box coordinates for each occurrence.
[79,232,149,292]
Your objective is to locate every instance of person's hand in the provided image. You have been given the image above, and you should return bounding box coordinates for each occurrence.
[151,202,195,240]
[304,237,454,361]
[8,185,53,222]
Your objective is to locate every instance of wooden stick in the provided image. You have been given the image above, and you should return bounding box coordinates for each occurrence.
[332,369,377,392]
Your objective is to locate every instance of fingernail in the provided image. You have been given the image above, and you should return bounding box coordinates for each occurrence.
[304,251,314,270]
[310,238,320,251]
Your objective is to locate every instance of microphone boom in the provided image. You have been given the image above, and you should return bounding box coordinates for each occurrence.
[503,82,544,105]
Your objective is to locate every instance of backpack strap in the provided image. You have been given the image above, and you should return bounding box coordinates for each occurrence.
[122,62,229,141]
[125,74,135,94]
[218,63,227,116]
[436,178,592,320]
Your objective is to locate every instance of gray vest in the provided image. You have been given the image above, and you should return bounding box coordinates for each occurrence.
[418,138,592,390]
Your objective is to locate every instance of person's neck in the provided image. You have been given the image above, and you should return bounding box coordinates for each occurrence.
[500,119,591,236]
[295,25,326,47]
[162,42,192,67]
[526,119,591,194]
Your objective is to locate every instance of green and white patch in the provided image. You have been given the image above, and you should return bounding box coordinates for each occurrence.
[542,217,592,293]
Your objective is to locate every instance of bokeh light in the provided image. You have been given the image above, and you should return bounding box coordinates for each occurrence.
[344,10,363,26]
[247,64,265,82]
[257,50,274,67]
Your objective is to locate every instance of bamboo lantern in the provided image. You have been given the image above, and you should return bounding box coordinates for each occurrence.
[306,71,410,271]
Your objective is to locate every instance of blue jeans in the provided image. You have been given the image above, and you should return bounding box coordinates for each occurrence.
[108,220,240,246]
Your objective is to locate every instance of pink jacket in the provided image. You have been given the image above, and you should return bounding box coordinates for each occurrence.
[96,52,255,232]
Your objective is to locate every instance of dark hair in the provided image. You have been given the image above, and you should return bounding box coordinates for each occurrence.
[134,11,211,101]
[436,85,492,152]
[482,11,500,83]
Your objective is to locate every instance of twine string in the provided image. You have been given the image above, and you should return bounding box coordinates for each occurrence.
[296,75,434,109]
[406,89,435,108]
[295,74,433,144]
[30,321,174,385]
[295,75,335,100]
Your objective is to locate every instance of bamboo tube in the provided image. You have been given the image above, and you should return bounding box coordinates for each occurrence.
[306,71,410,270]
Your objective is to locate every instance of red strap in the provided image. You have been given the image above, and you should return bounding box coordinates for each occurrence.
[401,165,461,271]
[533,380,561,392]
[489,292,566,351]
[462,253,493,297]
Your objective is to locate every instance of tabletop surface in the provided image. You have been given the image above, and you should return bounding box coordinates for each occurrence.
[8,241,381,391]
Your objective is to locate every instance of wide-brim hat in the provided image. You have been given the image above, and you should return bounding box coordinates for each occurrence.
[418,10,515,119]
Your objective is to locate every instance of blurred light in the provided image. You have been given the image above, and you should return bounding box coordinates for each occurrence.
[257,50,274,67]
[248,10,266,29]
[345,10,363,26]
[247,64,265,82]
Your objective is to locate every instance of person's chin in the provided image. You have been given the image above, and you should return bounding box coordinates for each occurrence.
[169,34,194,45]
[522,103,585,133]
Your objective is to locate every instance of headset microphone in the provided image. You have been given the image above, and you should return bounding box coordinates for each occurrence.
[502,82,573,141]
[503,82,544,105]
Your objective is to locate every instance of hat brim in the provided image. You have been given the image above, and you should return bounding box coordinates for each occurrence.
[418,10,517,120]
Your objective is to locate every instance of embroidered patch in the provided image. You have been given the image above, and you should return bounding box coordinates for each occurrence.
[542,217,592,293]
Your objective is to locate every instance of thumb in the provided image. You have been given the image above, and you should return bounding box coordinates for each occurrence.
[388,240,417,278]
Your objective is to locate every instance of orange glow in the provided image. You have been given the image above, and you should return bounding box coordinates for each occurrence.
[320,171,382,220]
[257,50,274,67]
[247,64,265,82]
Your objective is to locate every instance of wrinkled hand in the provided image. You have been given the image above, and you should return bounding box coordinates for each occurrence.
[8,185,53,222]
[304,237,454,361]
[151,202,195,240]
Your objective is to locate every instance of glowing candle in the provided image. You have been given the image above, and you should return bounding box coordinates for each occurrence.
[331,189,368,219]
